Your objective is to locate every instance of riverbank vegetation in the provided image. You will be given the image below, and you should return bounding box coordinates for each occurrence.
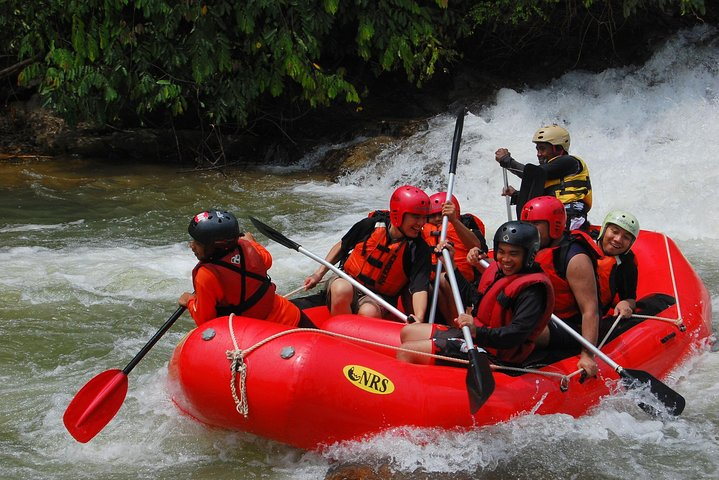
[0,0,713,166]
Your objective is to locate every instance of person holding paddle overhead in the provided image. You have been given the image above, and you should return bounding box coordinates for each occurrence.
[521,196,603,377]
[303,185,432,321]
[423,192,488,323]
[496,124,593,231]
[397,221,554,367]
[178,210,315,328]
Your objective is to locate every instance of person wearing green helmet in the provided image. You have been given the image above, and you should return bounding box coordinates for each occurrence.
[495,124,593,231]
[595,210,640,321]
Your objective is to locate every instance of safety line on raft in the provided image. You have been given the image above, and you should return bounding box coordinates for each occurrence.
[662,233,684,328]
[224,315,577,417]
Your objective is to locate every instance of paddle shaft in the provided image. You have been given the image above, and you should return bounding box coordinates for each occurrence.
[502,168,512,221]
[123,305,186,374]
[428,109,465,324]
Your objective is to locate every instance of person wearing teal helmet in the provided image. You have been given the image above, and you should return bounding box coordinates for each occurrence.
[596,210,640,320]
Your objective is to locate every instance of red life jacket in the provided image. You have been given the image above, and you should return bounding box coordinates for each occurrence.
[474,262,554,364]
[422,213,485,282]
[342,222,409,297]
[534,230,603,322]
[596,250,638,315]
[192,239,276,319]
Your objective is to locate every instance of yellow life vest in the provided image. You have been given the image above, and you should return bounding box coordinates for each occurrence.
[544,155,592,209]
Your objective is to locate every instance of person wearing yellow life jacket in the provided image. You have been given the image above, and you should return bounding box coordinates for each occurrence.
[422,192,488,323]
[178,210,315,329]
[595,210,640,318]
[397,221,554,367]
[303,185,433,321]
[496,124,593,231]
[520,196,602,378]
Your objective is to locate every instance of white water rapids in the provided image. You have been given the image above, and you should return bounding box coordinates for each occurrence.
[0,26,717,480]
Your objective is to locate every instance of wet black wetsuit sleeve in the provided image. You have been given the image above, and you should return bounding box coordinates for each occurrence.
[404,237,432,293]
[616,252,639,300]
[473,283,547,349]
[541,155,582,180]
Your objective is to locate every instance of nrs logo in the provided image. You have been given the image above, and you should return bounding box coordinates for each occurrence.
[342,365,395,395]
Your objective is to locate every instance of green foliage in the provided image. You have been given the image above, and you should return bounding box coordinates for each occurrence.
[3,0,459,128]
[0,0,709,131]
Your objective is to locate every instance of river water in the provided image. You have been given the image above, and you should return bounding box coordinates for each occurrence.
[2,26,718,480]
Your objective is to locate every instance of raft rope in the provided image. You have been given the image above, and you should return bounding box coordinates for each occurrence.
[596,234,685,349]
[226,314,249,418]
[598,313,624,350]
[660,233,684,330]
[224,317,576,416]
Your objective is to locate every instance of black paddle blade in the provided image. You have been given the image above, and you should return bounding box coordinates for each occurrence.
[466,348,495,414]
[249,216,301,251]
[619,368,686,416]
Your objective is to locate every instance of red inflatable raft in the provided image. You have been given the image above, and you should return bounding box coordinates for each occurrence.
[167,230,712,450]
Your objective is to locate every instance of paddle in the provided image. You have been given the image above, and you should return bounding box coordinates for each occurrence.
[502,167,513,221]
[550,313,686,416]
[249,217,409,323]
[426,107,494,413]
[63,305,187,443]
[428,108,465,325]
[475,259,684,416]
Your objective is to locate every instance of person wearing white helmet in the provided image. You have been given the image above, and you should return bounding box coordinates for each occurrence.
[595,210,640,321]
[495,124,593,231]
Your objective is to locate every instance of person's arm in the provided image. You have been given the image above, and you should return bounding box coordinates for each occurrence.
[443,203,483,250]
[185,267,223,326]
[405,240,432,322]
[456,284,546,349]
[304,240,344,289]
[495,148,526,177]
[410,290,428,323]
[304,217,374,289]
[614,252,638,317]
[566,253,600,377]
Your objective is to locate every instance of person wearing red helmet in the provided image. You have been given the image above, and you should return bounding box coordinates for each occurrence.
[303,185,433,321]
[178,210,316,328]
[422,192,487,322]
[520,196,603,377]
[398,221,554,367]
[496,124,592,231]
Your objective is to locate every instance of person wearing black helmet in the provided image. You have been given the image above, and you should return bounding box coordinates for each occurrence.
[397,221,554,367]
[178,210,315,328]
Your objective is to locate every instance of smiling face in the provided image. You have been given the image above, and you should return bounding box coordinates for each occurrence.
[399,212,427,238]
[495,242,525,276]
[600,224,634,256]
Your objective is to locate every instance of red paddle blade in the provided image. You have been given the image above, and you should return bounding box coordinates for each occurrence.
[63,369,128,443]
